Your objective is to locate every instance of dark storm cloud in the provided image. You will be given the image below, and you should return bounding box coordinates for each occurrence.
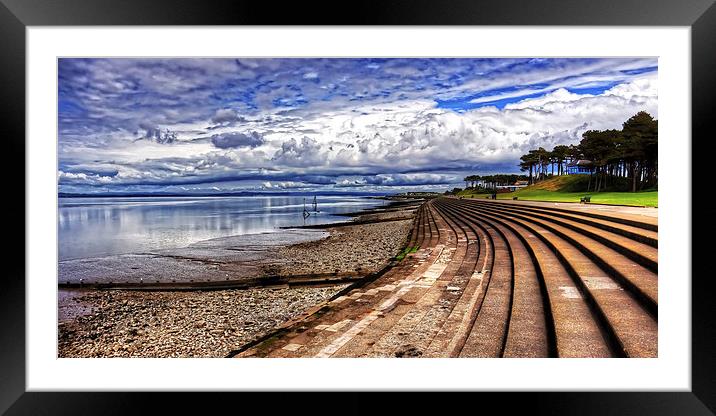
[210,131,265,149]
[211,108,244,125]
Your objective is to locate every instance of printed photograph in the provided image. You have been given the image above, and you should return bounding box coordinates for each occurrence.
[57,58,658,358]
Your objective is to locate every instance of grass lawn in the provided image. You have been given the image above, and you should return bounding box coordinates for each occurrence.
[457,176,658,207]
[495,189,658,207]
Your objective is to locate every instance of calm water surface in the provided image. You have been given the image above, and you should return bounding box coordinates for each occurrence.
[58,195,384,261]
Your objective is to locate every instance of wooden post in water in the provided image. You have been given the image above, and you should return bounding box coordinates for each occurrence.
[303,198,310,225]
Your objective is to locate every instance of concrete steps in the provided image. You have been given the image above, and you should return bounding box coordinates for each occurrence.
[465,201,658,317]
[468,200,658,272]
[448,199,657,357]
[477,202,658,247]
[231,197,658,359]
[445,202,612,357]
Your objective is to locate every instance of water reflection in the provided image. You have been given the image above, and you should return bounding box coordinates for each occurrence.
[58,195,382,261]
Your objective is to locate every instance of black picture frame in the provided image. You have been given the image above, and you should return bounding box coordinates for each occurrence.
[2,0,714,414]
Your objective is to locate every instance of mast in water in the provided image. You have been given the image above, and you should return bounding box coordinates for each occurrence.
[303,198,311,222]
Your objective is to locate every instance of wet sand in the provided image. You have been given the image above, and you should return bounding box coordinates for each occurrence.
[58,201,418,357]
[58,229,331,286]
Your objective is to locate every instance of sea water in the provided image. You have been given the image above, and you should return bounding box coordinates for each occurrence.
[58,195,384,261]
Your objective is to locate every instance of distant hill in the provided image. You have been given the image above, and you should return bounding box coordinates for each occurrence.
[454,176,591,197]
[522,175,591,192]
[521,174,655,193]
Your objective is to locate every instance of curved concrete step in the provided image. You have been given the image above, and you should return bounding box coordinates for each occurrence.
[465,201,658,317]
[468,198,658,231]
[468,200,658,272]
[453,201,657,357]
[443,201,615,357]
[466,199,658,247]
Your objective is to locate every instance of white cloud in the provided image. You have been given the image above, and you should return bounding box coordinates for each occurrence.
[261,181,305,189]
[260,73,657,172]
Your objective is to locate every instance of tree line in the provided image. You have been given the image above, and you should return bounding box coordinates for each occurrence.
[463,174,529,190]
[516,111,657,192]
[461,111,657,193]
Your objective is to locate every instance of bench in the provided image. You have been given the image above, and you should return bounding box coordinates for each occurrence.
[580,196,591,203]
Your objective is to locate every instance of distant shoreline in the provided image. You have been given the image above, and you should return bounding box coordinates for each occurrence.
[58,191,395,199]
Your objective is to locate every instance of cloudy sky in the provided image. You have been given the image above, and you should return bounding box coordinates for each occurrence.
[58,58,657,195]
